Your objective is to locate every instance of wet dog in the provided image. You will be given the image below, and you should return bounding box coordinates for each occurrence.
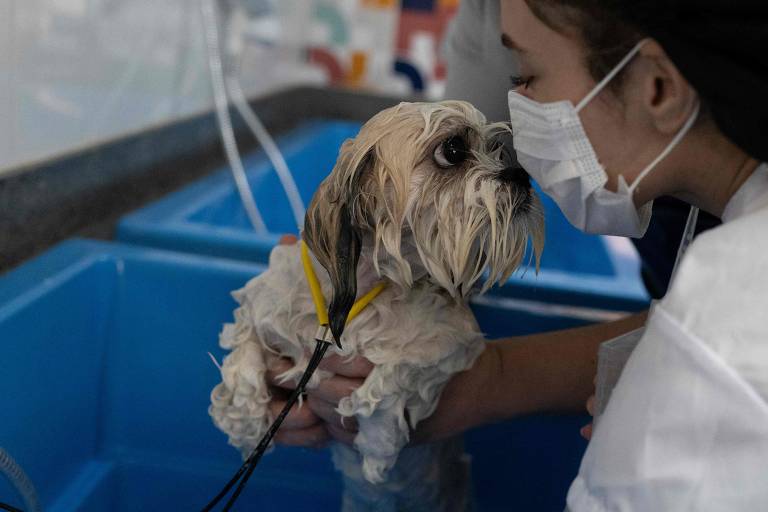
[210,100,544,510]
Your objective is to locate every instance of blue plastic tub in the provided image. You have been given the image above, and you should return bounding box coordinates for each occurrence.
[116,120,649,313]
[0,239,592,511]
[117,120,363,264]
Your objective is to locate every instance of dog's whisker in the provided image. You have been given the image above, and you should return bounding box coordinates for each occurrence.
[207,352,223,372]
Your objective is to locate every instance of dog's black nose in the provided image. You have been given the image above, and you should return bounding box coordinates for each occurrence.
[498,165,531,188]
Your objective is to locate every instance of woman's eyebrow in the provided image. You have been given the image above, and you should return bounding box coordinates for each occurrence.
[501,33,527,54]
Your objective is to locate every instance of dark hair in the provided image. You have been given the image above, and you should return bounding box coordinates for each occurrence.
[524,0,642,88]
[527,0,765,161]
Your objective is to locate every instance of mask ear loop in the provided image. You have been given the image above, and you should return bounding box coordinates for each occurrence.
[627,101,701,196]
[575,39,649,113]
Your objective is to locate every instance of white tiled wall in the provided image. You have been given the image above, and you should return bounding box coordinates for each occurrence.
[1,0,324,176]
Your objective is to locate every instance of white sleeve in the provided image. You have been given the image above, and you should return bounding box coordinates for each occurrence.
[442,0,518,122]
[662,209,768,401]
[567,303,768,511]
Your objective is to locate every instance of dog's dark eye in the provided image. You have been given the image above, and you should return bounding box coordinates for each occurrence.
[433,135,468,168]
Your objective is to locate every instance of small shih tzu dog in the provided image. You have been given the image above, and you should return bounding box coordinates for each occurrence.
[209,100,544,511]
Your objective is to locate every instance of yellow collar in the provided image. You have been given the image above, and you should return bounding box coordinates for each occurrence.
[300,240,387,345]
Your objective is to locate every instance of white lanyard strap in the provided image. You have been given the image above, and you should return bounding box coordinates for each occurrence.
[669,205,700,286]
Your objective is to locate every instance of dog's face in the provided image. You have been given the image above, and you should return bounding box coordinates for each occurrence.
[304,100,544,341]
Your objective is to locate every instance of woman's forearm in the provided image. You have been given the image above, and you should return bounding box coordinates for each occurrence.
[482,311,648,421]
[413,310,647,444]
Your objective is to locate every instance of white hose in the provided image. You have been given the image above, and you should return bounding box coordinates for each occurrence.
[201,0,306,233]
[0,447,40,512]
[200,0,267,233]
[225,75,305,230]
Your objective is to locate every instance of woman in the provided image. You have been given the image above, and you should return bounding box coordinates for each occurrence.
[269,0,768,508]
[501,0,767,508]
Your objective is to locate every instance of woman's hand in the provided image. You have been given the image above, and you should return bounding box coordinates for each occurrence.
[265,357,329,448]
[309,353,373,445]
[580,376,596,440]
[268,344,499,449]
[267,353,373,448]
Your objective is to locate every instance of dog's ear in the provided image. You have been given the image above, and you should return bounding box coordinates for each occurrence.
[303,145,374,344]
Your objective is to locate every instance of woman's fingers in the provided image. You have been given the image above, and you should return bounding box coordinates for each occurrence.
[269,353,372,386]
[307,396,359,431]
[268,395,330,448]
[318,353,374,378]
[274,423,330,448]
[266,358,298,390]
[582,386,596,440]
[265,351,367,449]
[327,423,357,446]
[310,374,364,404]
[268,398,319,430]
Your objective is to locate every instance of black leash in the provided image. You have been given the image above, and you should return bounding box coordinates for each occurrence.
[201,339,331,511]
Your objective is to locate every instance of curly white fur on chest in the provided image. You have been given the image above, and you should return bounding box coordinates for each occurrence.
[209,244,484,484]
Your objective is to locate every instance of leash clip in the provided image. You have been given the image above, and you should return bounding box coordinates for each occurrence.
[315,325,337,348]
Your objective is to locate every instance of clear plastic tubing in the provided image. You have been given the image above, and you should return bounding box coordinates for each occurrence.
[225,76,305,231]
[0,447,40,512]
[200,0,267,233]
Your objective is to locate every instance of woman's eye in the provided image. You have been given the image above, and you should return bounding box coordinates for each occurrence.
[433,135,469,168]
[509,74,533,89]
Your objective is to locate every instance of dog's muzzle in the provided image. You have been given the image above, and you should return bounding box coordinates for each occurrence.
[498,165,531,189]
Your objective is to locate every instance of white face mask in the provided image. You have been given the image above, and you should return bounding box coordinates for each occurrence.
[508,39,700,238]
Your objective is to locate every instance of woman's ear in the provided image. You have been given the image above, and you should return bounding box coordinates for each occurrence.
[302,146,374,344]
[637,40,699,135]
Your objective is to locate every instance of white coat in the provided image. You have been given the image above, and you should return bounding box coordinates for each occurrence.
[567,163,768,511]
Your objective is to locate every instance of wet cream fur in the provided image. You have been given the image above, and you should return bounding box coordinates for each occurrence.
[209,100,544,509]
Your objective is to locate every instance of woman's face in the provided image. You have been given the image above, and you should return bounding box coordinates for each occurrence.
[500,0,663,196]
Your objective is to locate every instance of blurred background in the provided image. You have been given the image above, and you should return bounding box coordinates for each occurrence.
[1,0,457,175]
